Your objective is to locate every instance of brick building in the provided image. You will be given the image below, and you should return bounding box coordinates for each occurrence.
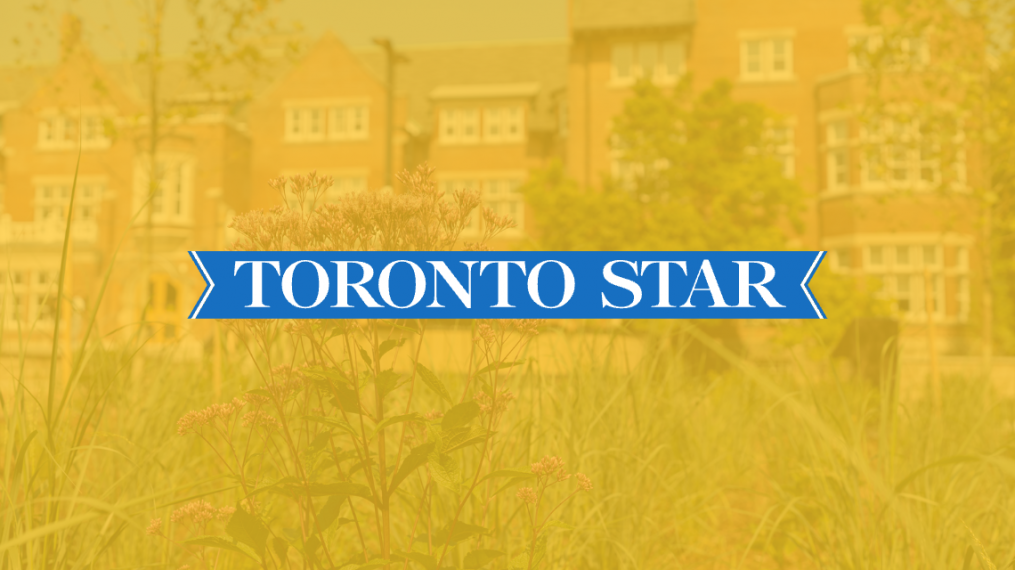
[0,2,985,356]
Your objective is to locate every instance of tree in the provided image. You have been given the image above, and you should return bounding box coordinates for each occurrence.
[858,0,1015,360]
[525,79,803,252]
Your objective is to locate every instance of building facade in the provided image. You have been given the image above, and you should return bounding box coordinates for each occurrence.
[0,2,986,357]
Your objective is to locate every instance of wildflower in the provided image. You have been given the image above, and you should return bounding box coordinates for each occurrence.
[423,409,444,420]
[243,410,281,430]
[476,323,496,345]
[531,455,569,482]
[517,487,537,504]
[475,389,516,414]
[243,391,271,406]
[146,517,162,536]
[576,473,593,492]
[176,398,245,435]
[171,500,220,526]
[217,506,236,519]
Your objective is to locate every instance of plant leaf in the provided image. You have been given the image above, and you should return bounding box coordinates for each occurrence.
[478,469,535,485]
[358,346,373,368]
[183,536,259,561]
[416,522,487,547]
[272,537,289,564]
[329,385,362,415]
[542,519,576,531]
[376,369,401,399]
[373,413,419,435]
[416,363,452,404]
[464,549,505,569]
[378,338,406,359]
[475,360,523,376]
[303,415,358,436]
[393,550,437,570]
[444,427,493,453]
[224,508,268,557]
[428,451,461,492]
[389,442,435,495]
[316,495,344,531]
[442,400,480,431]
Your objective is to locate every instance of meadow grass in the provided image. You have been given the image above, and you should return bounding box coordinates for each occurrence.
[3,167,1014,569]
[3,319,1015,569]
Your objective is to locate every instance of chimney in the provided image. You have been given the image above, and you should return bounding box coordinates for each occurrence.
[60,14,83,59]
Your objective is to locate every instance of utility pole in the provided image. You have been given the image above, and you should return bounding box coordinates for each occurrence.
[372,38,409,189]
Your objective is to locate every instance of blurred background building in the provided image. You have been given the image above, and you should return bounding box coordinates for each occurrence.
[0,0,985,362]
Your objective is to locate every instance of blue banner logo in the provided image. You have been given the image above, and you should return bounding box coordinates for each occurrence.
[188,251,826,320]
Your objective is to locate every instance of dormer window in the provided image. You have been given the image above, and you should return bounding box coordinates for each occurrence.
[38,111,111,149]
[284,102,369,142]
[611,41,686,86]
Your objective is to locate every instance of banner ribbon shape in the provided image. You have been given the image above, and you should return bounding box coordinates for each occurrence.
[188,251,826,320]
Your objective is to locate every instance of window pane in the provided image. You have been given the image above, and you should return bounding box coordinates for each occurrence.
[869,246,883,266]
[638,42,657,79]
[745,41,761,74]
[612,44,633,79]
[662,41,685,78]
[772,39,787,72]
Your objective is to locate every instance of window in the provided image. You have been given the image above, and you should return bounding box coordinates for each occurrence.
[483,107,524,143]
[848,30,929,71]
[740,34,795,81]
[37,112,110,149]
[285,104,368,142]
[484,179,524,235]
[439,109,480,144]
[611,41,686,85]
[439,175,525,235]
[767,124,795,178]
[860,242,961,321]
[439,178,482,234]
[324,176,367,202]
[826,121,850,191]
[859,116,953,190]
[1,270,27,323]
[611,44,634,83]
[33,180,104,233]
[145,273,182,342]
[284,107,325,142]
[135,156,193,225]
[832,248,852,272]
[328,105,369,140]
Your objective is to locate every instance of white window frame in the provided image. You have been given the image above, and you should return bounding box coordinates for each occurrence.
[766,121,796,178]
[134,154,195,225]
[482,106,525,144]
[32,176,105,237]
[37,109,112,150]
[328,105,370,141]
[847,27,930,72]
[438,108,480,145]
[438,172,526,236]
[611,41,687,87]
[824,120,850,193]
[855,240,965,322]
[739,31,796,82]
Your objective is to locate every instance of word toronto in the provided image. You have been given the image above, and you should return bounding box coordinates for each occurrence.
[232,259,783,310]
[189,251,825,320]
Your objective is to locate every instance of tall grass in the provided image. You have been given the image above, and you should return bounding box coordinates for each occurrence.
[4,169,1015,569]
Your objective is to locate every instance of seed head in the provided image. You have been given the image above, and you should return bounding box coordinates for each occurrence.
[516,487,537,504]
[576,473,593,491]
[531,455,569,482]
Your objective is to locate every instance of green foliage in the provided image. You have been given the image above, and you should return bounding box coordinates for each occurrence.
[525,79,803,252]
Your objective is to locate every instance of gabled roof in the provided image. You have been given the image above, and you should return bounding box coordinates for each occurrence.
[571,0,695,33]
[356,40,568,131]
